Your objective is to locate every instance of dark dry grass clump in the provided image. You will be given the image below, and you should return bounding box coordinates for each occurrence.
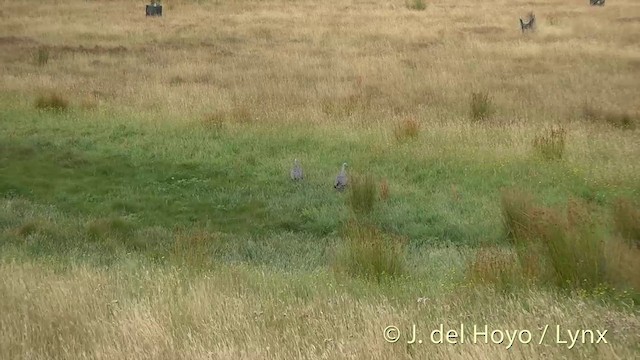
[467,246,522,291]
[86,217,134,241]
[379,178,390,202]
[170,229,219,269]
[393,116,420,142]
[35,46,49,66]
[469,91,494,122]
[603,112,638,130]
[612,197,640,248]
[202,111,226,130]
[348,173,378,216]
[582,102,638,130]
[34,92,69,112]
[532,126,566,161]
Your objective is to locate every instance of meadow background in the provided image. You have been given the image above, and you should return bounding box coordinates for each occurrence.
[0,0,639,358]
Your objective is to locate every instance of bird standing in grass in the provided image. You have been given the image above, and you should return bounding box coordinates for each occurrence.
[334,162,348,191]
[290,159,304,181]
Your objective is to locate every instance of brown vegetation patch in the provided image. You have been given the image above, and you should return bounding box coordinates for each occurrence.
[625,59,640,71]
[532,126,567,160]
[616,17,640,24]
[613,198,640,248]
[462,26,504,35]
[408,39,442,50]
[47,44,129,56]
[393,116,420,142]
[582,102,638,130]
[169,74,216,86]
[34,92,69,112]
[468,246,521,287]
[379,179,389,202]
[90,90,116,101]
[153,39,235,56]
[0,36,38,46]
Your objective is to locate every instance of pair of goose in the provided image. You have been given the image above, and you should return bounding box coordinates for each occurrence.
[290,159,348,191]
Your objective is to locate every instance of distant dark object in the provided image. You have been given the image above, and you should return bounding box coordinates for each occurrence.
[590,0,605,6]
[520,12,536,33]
[146,3,162,17]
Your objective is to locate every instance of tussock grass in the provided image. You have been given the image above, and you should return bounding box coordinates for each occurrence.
[501,188,536,244]
[202,104,254,126]
[321,93,372,118]
[450,184,461,203]
[348,173,378,215]
[35,46,49,66]
[79,96,98,110]
[34,92,69,112]
[170,229,218,269]
[532,126,566,161]
[11,219,56,241]
[227,103,254,124]
[604,237,640,303]
[612,197,640,247]
[603,112,638,130]
[86,217,135,241]
[543,199,606,289]
[582,102,638,130]
[333,219,406,281]
[469,91,494,122]
[496,189,639,296]
[393,116,420,142]
[202,111,226,130]
[467,246,523,291]
[379,178,389,202]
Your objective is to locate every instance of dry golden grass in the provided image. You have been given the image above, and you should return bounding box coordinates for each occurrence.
[1,0,638,187]
[1,259,639,360]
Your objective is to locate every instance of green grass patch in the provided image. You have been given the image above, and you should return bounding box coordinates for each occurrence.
[406,0,426,11]
[0,106,637,261]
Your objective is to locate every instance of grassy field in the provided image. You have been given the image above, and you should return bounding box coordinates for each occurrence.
[1,0,639,358]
